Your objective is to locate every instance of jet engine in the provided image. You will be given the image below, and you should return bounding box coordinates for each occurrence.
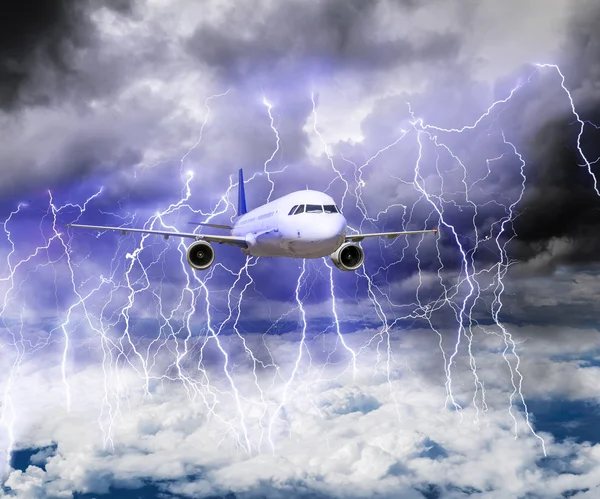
[330,243,364,271]
[186,241,215,270]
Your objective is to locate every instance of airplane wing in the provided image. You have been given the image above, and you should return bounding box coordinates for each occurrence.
[345,228,438,243]
[67,224,248,249]
[188,221,233,230]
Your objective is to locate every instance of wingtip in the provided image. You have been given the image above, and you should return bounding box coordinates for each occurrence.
[434,227,438,235]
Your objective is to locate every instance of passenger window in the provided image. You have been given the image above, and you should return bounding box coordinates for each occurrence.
[288,205,298,215]
[305,204,322,213]
[294,205,305,215]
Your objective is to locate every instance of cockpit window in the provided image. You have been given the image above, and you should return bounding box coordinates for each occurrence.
[289,204,340,215]
[305,204,323,213]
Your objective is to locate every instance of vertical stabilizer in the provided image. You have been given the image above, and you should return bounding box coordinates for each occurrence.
[237,168,247,216]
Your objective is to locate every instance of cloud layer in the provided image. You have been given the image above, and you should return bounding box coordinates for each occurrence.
[2,323,600,498]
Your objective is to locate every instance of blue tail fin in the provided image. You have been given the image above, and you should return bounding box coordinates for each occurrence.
[237,168,247,216]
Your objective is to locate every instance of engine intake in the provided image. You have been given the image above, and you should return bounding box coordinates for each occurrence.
[186,241,215,270]
[330,243,364,271]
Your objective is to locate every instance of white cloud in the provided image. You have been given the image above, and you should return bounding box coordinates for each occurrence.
[1,325,599,497]
[3,466,47,499]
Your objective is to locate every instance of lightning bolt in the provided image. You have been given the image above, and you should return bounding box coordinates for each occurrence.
[2,62,597,481]
[262,96,282,202]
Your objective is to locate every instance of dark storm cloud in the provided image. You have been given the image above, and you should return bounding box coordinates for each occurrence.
[322,0,600,278]
[510,115,600,269]
[2,0,597,314]
[0,0,141,110]
[187,0,460,84]
[0,0,190,205]
[0,104,160,201]
[506,3,600,273]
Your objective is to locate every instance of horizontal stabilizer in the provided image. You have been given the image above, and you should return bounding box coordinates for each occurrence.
[188,222,233,230]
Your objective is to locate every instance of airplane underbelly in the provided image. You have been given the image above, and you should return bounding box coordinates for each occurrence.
[286,236,343,258]
[280,216,346,258]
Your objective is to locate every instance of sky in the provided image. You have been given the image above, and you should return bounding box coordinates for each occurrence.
[1,0,600,497]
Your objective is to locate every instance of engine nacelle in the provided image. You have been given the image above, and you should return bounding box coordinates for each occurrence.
[330,243,364,271]
[186,241,215,271]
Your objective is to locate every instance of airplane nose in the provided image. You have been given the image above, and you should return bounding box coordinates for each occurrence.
[287,212,347,257]
[333,214,347,236]
[306,214,346,241]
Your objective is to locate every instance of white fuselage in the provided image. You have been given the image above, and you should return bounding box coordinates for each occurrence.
[230,190,347,258]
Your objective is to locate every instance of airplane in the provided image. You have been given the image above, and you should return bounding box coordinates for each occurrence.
[67,169,438,271]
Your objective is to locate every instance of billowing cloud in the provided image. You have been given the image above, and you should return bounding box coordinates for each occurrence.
[187,0,461,86]
[1,326,599,498]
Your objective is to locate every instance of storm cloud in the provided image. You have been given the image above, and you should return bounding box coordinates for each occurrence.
[505,3,600,273]
[0,0,142,110]
[187,0,461,85]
